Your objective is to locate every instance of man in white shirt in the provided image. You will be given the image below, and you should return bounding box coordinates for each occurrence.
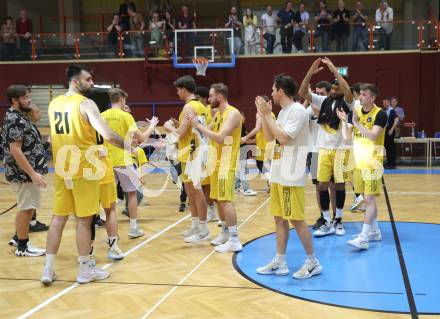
[299,57,354,238]
[375,1,393,50]
[261,6,277,54]
[255,74,322,280]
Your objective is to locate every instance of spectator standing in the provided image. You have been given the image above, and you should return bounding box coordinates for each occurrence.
[390,97,405,138]
[383,98,398,169]
[351,1,369,51]
[293,2,309,53]
[16,10,32,60]
[375,1,393,50]
[225,6,243,55]
[314,1,332,52]
[277,1,294,53]
[178,6,196,29]
[1,17,17,61]
[243,8,258,55]
[131,13,145,57]
[149,12,164,50]
[164,11,176,48]
[119,0,136,31]
[261,6,277,54]
[107,14,122,57]
[331,0,350,52]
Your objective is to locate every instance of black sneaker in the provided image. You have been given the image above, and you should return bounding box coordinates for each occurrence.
[178,202,186,212]
[95,216,106,228]
[121,209,129,217]
[29,220,49,233]
[312,216,326,230]
[8,234,18,247]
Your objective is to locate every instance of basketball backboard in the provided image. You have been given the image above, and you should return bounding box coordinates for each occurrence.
[173,28,236,68]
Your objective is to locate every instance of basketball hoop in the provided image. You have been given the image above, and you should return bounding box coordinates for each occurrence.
[192,57,209,76]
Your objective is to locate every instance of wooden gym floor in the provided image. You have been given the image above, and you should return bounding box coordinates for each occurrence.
[0,167,439,319]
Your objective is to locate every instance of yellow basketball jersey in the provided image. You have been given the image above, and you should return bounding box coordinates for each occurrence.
[49,93,99,179]
[178,99,210,163]
[255,112,275,161]
[352,105,386,168]
[211,105,242,171]
[205,104,213,126]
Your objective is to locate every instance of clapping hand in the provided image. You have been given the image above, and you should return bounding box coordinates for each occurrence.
[255,96,272,116]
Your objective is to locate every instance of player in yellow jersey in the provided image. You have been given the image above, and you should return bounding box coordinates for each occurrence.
[255,74,322,279]
[102,88,158,239]
[188,83,243,253]
[195,86,218,222]
[164,76,210,244]
[338,83,387,250]
[41,65,127,285]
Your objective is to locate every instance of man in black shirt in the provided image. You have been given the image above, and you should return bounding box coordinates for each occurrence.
[383,98,399,168]
[277,1,294,53]
[1,85,48,257]
[331,0,350,52]
[351,0,369,51]
[119,0,136,31]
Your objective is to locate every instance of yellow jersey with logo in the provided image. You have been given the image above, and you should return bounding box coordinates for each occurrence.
[178,99,210,163]
[211,105,242,171]
[49,93,99,179]
[351,105,386,169]
[102,108,137,167]
[255,112,275,161]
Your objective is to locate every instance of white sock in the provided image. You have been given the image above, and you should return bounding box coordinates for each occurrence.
[228,225,238,241]
[322,210,331,224]
[191,217,200,230]
[371,219,379,233]
[360,224,372,240]
[108,236,118,248]
[306,253,317,263]
[274,254,285,264]
[44,253,55,271]
[129,218,137,229]
[199,220,208,233]
[335,208,343,219]
[357,194,364,201]
[78,255,90,271]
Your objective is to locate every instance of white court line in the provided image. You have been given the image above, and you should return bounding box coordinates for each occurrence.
[140,197,270,319]
[17,214,191,319]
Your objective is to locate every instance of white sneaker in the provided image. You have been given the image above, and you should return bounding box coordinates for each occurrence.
[215,238,242,253]
[256,259,289,275]
[347,235,369,250]
[207,206,217,222]
[27,242,46,254]
[15,247,45,257]
[354,231,382,242]
[41,268,57,285]
[211,232,229,246]
[350,195,365,211]
[76,266,97,284]
[184,231,210,243]
[334,220,346,236]
[313,223,335,237]
[107,246,125,260]
[182,227,197,237]
[128,228,144,239]
[292,259,322,279]
[243,189,258,196]
[91,265,110,281]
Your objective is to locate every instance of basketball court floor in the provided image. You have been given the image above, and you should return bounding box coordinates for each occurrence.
[0,166,438,319]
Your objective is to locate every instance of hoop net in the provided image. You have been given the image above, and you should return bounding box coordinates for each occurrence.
[193,57,209,76]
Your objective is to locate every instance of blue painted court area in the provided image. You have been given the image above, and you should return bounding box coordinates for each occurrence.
[233,222,440,314]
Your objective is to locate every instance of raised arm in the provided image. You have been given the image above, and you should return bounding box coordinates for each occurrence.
[322,57,354,104]
[298,58,324,102]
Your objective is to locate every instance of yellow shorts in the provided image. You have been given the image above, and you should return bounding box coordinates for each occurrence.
[270,183,305,221]
[100,181,117,209]
[317,148,353,184]
[210,170,235,202]
[53,176,100,217]
[181,162,190,183]
[353,168,382,196]
[201,176,210,186]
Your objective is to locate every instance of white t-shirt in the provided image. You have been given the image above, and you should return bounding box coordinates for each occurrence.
[306,106,319,152]
[270,102,309,187]
[261,13,276,34]
[311,93,354,149]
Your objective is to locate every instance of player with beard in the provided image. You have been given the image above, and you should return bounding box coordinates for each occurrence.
[41,65,126,285]
[188,83,243,253]
[299,57,354,238]
[1,85,48,257]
